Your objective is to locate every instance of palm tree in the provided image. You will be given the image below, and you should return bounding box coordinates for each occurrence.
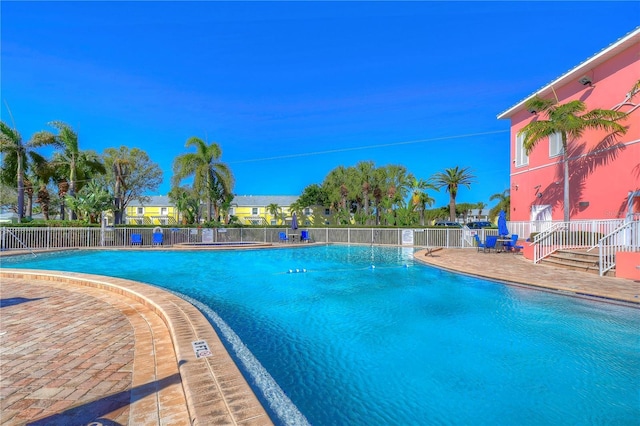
[414,191,436,226]
[172,137,234,222]
[432,166,476,222]
[489,189,510,221]
[384,165,412,207]
[266,203,281,225]
[323,166,351,222]
[35,122,105,219]
[355,161,375,224]
[0,121,51,221]
[476,201,487,219]
[519,95,627,221]
[410,177,437,226]
[169,186,199,224]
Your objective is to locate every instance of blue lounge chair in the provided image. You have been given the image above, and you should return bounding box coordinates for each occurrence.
[503,234,523,252]
[473,234,486,252]
[300,230,310,243]
[279,232,289,243]
[152,232,163,246]
[131,234,142,245]
[484,235,498,253]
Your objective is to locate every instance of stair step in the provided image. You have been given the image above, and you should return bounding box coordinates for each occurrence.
[555,249,600,260]
[549,252,600,266]
[540,257,616,277]
[542,257,599,272]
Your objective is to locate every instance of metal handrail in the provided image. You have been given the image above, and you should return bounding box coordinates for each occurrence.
[532,222,568,263]
[598,220,639,276]
[2,228,37,257]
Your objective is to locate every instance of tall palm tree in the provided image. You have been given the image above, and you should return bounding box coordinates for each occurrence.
[355,161,375,224]
[35,122,105,219]
[36,122,81,197]
[172,137,234,222]
[519,95,627,221]
[323,165,351,220]
[489,189,510,221]
[432,166,475,222]
[0,121,51,221]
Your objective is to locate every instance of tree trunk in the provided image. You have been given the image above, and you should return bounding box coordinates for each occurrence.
[17,161,24,222]
[563,153,570,222]
[449,195,456,222]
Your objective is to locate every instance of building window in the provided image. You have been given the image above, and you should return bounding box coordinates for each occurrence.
[304,208,311,215]
[549,132,564,158]
[271,219,276,225]
[160,207,168,216]
[515,132,529,167]
[252,207,258,215]
[137,207,144,215]
[324,208,330,215]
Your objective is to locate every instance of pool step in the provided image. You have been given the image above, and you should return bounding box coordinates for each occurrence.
[540,249,616,277]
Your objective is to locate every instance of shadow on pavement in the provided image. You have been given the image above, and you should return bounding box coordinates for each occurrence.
[27,373,182,426]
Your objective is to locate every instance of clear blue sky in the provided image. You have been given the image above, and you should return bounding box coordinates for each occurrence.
[2,1,639,209]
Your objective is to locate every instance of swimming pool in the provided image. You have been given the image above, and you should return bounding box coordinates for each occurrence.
[3,246,639,425]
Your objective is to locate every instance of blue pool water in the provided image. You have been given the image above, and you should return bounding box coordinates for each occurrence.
[3,246,639,425]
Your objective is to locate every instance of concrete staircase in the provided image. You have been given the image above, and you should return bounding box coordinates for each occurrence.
[540,249,616,277]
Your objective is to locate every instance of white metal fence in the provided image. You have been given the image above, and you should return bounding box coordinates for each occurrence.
[1,220,636,262]
[0,226,503,251]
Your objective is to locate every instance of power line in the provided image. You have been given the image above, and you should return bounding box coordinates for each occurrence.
[228,129,509,164]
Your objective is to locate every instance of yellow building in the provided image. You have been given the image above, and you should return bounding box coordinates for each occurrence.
[230,196,334,226]
[124,194,335,226]
[125,196,179,225]
[231,195,297,225]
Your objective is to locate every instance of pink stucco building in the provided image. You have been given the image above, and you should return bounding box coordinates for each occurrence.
[498,27,640,222]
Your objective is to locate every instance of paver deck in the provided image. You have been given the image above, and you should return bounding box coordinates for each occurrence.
[1,247,638,425]
[414,248,640,304]
[0,269,272,426]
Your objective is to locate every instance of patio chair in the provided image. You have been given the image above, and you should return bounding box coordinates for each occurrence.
[300,230,310,243]
[503,234,523,252]
[131,234,142,245]
[484,235,498,253]
[152,232,163,246]
[279,232,289,243]
[473,234,487,252]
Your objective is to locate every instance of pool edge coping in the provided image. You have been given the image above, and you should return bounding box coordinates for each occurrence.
[0,268,274,426]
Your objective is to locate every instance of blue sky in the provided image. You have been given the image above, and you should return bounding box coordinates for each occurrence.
[2,1,639,209]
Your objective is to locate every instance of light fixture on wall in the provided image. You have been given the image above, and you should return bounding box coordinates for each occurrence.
[534,184,542,198]
[578,201,590,208]
[578,75,593,86]
[528,107,537,114]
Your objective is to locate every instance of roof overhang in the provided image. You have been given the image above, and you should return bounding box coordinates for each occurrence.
[497,27,640,120]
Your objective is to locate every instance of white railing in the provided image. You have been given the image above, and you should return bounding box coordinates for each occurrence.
[532,219,625,263]
[0,220,631,256]
[598,219,640,276]
[0,226,483,252]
